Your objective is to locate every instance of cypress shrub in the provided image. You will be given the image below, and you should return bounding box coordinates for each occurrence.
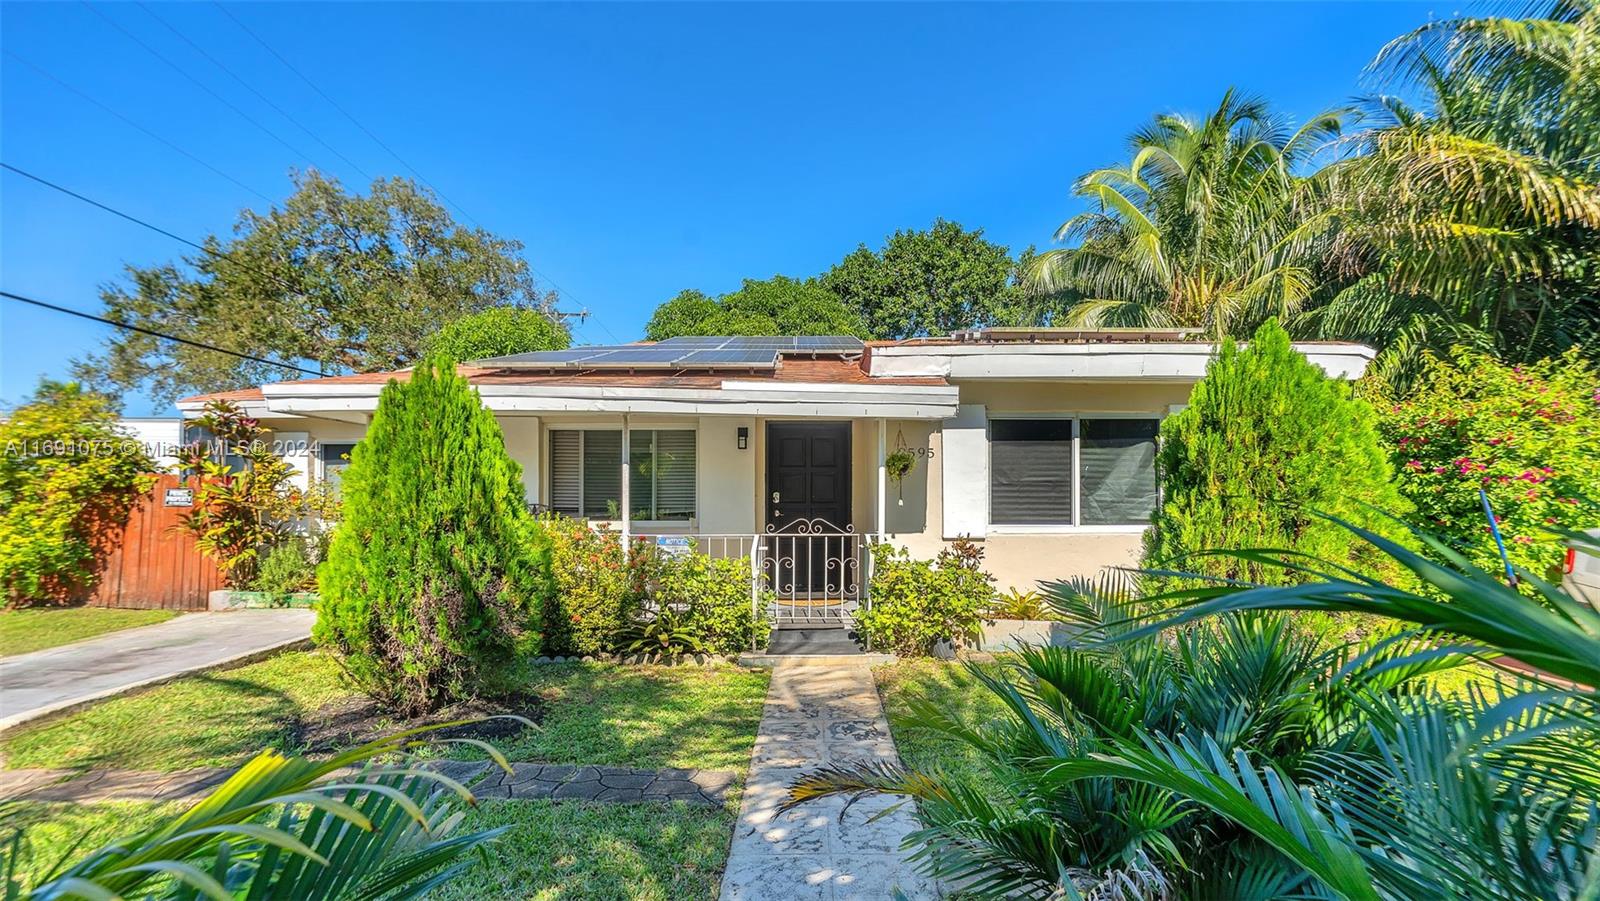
[1145,319,1410,588]
[315,358,552,715]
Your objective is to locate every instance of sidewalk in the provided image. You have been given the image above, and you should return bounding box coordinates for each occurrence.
[0,609,315,733]
[719,662,937,900]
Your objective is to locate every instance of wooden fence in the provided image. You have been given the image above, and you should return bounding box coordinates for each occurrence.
[88,474,224,611]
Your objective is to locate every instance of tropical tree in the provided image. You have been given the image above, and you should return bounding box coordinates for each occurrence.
[822,219,1031,339]
[792,521,1600,898]
[427,306,570,363]
[1028,91,1347,339]
[77,170,560,404]
[1310,0,1600,387]
[642,277,867,340]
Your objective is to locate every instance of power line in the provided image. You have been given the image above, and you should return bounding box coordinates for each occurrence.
[1,290,324,376]
[3,163,210,254]
[2,50,273,203]
[207,2,620,344]
[81,1,327,173]
[1,162,594,335]
[133,1,373,181]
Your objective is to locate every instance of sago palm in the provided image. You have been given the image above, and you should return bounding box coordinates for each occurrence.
[788,527,1600,899]
[1028,90,1347,339]
[3,721,519,900]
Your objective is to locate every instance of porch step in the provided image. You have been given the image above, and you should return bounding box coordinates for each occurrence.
[766,625,869,656]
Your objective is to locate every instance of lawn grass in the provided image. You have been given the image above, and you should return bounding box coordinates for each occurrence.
[2,652,769,775]
[874,657,1007,793]
[0,651,357,772]
[457,661,769,772]
[435,800,733,900]
[5,798,732,900]
[0,608,180,658]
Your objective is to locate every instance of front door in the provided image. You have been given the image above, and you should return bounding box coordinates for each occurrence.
[765,422,855,617]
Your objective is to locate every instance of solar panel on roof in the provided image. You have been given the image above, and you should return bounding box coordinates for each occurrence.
[471,333,862,368]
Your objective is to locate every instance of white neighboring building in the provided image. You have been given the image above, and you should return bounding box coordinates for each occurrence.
[116,416,185,471]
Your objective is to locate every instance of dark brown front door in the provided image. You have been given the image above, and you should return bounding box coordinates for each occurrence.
[766,422,852,602]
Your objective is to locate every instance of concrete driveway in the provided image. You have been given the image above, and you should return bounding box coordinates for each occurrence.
[0,609,315,733]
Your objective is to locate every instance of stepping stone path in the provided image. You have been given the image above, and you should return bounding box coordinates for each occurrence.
[720,662,937,900]
[0,761,735,808]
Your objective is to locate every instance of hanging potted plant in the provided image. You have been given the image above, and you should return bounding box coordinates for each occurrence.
[885,448,915,505]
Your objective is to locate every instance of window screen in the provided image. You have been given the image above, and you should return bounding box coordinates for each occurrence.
[990,419,1073,525]
[1079,419,1159,525]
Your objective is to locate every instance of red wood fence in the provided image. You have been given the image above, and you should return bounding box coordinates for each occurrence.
[88,474,224,610]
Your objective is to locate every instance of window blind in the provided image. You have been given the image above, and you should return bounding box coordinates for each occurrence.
[581,430,622,518]
[549,430,582,515]
[652,430,696,520]
[1079,419,1159,525]
[990,419,1073,525]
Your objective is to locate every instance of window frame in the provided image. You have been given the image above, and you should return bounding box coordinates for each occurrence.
[318,442,358,496]
[986,412,1161,534]
[546,425,698,526]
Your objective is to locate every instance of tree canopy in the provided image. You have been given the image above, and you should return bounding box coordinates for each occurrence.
[821,219,1029,339]
[643,277,867,340]
[76,170,558,404]
[425,306,570,363]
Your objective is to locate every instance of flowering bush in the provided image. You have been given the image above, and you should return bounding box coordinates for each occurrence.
[0,382,155,606]
[648,544,772,655]
[1381,349,1600,582]
[856,539,994,656]
[540,514,642,656]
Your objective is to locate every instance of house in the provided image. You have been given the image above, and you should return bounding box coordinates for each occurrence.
[177,329,1375,621]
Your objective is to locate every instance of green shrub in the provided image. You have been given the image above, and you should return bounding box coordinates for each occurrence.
[426,306,569,363]
[857,539,994,655]
[251,536,318,603]
[540,514,640,656]
[315,357,554,716]
[648,546,771,655]
[1381,348,1600,584]
[0,382,155,606]
[1146,319,1411,587]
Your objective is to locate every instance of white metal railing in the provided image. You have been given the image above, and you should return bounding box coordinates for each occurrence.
[634,521,871,638]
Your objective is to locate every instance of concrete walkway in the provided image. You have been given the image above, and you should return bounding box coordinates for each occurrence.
[720,663,937,900]
[0,609,315,733]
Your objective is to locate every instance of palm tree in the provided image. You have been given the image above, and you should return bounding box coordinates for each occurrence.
[1028,90,1347,339]
[788,525,1600,899]
[1311,0,1600,387]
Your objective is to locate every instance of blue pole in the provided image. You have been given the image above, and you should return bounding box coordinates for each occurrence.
[1480,488,1517,587]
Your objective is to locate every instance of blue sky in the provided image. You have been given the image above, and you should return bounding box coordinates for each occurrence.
[2,1,1446,416]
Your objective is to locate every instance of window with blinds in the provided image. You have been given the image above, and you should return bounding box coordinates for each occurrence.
[990,419,1074,525]
[989,417,1158,527]
[548,429,695,521]
[1079,419,1158,525]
